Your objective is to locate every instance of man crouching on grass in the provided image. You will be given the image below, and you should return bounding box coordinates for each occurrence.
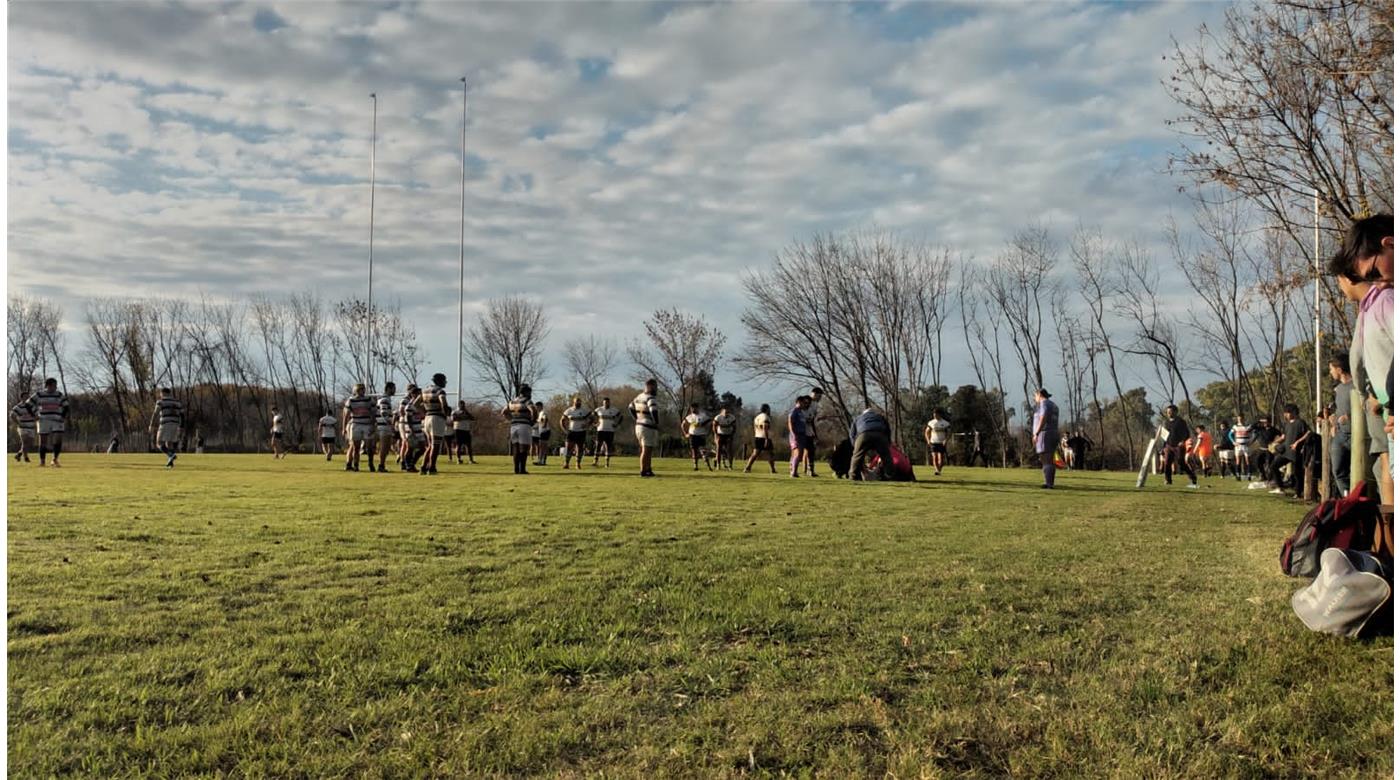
[848,405,892,481]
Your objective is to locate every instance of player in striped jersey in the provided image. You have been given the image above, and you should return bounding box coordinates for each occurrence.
[400,385,427,473]
[592,397,622,468]
[559,397,592,469]
[712,404,737,470]
[373,382,397,473]
[501,384,535,475]
[1231,415,1252,480]
[451,401,476,464]
[25,378,70,467]
[342,383,376,473]
[630,379,660,478]
[10,399,37,462]
[416,373,450,476]
[147,387,184,468]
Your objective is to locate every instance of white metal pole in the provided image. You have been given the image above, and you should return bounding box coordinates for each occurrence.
[1314,189,1321,419]
[367,93,378,390]
[457,77,468,401]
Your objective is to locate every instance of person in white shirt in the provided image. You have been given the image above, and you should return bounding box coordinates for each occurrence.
[743,403,776,473]
[270,406,286,459]
[630,379,660,478]
[559,396,592,469]
[712,404,738,470]
[924,408,952,476]
[451,401,476,464]
[533,402,552,466]
[682,402,714,471]
[342,383,376,473]
[592,396,622,468]
[318,410,338,461]
[501,384,535,475]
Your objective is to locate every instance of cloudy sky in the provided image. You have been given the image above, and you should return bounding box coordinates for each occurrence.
[8,1,1228,405]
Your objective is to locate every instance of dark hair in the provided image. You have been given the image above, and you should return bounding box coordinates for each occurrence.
[760,403,771,414]
[602,396,610,403]
[810,387,823,395]
[384,381,396,393]
[44,377,57,386]
[689,403,699,410]
[796,395,810,404]
[432,373,447,386]
[517,383,531,395]
[644,378,657,388]
[1284,402,1299,416]
[1330,352,1350,370]
[1329,214,1393,279]
[1165,404,1178,414]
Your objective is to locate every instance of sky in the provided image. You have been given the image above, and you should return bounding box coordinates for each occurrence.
[7,0,1232,408]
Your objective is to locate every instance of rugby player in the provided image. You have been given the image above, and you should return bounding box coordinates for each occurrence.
[924,408,952,476]
[533,402,553,466]
[419,373,450,476]
[373,381,397,473]
[451,401,477,464]
[1231,415,1252,481]
[743,403,776,473]
[26,377,69,467]
[502,384,535,474]
[712,404,737,470]
[318,410,338,460]
[10,398,36,462]
[148,387,184,468]
[401,385,426,473]
[560,397,591,469]
[592,396,622,467]
[631,379,660,477]
[682,403,713,471]
[342,383,376,472]
[270,406,286,459]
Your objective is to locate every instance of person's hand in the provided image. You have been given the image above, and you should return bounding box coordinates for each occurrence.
[1387,417,1394,436]
[1368,397,1382,415]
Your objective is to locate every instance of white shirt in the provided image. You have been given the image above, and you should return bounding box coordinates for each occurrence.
[685,412,710,437]
[563,406,591,432]
[595,406,622,432]
[534,410,550,434]
[318,415,337,437]
[271,414,284,433]
[714,412,737,435]
[925,418,951,444]
[753,413,771,439]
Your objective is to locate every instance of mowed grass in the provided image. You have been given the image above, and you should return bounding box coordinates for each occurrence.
[7,453,1393,778]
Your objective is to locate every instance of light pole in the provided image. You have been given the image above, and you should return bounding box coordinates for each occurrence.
[366,92,378,390]
[457,77,468,402]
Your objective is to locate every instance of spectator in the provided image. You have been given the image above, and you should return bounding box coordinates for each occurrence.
[1031,388,1060,489]
[1269,403,1311,497]
[1328,352,1353,495]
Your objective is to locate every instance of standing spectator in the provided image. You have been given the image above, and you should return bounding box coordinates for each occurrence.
[106,431,120,454]
[269,406,286,459]
[1160,404,1198,489]
[847,406,892,481]
[1031,388,1060,489]
[806,387,824,465]
[1328,353,1353,495]
[194,431,205,455]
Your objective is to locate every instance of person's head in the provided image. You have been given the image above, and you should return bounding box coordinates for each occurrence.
[432,373,446,388]
[572,396,582,408]
[644,379,657,393]
[407,384,420,397]
[1328,213,1393,285]
[384,381,396,395]
[1258,414,1271,427]
[1218,420,1228,429]
[760,403,771,415]
[720,404,730,413]
[602,396,611,407]
[517,383,532,398]
[43,377,56,391]
[353,382,366,396]
[1283,402,1299,420]
[796,395,810,408]
[161,387,173,397]
[932,408,943,419]
[458,400,467,410]
[689,403,699,413]
[1195,424,1206,433]
[1235,415,1244,424]
[271,405,279,413]
[810,387,823,402]
[1165,404,1178,418]
[1034,388,1052,403]
[1329,352,1351,381]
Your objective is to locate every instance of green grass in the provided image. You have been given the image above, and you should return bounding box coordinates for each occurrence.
[8,454,1393,778]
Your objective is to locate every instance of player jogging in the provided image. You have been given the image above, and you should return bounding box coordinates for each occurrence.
[318,410,338,460]
[373,382,397,473]
[559,397,591,469]
[26,377,69,467]
[712,404,737,470]
[451,401,476,464]
[631,379,660,478]
[342,383,376,472]
[924,408,952,476]
[10,398,36,462]
[592,396,622,467]
[269,406,287,459]
[148,387,183,469]
[683,403,714,471]
[743,403,776,473]
[502,384,535,475]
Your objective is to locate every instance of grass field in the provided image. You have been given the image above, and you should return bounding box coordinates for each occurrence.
[7,453,1393,778]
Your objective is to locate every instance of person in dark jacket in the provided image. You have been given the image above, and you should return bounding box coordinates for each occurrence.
[847,406,893,481]
[1161,404,1198,488]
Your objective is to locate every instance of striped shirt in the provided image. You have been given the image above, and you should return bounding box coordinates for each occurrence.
[595,406,622,432]
[344,395,375,426]
[713,412,736,436]
[451,408,473,432]
[154,397,184,426]
[422,385,449,419]
[631,392,659,429]
[11,403,36,426]
[403,399,424,434]
[376,395,395,428]
[505,395,534,426]
[26,389,69,425]
[1231,424,1251,449]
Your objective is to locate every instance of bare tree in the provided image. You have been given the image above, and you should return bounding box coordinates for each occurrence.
[465,296,549,401]
[957,259,1014,466]
[8,294,65,404]
[563,335,619,407]
[1068,226,1137,461]
[628,308,727,417]
[1114,242,1198,418]
[1165,0,1393,252]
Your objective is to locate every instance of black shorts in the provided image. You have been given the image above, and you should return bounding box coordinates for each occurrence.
[689,434,707,449]
[455,430,471,446]
[597,431,615,446]
[272,432,283,439]
[538,430,551,441]
[754,437,772,452]
[717,434,733,448]
[321,436,335,445]
[929,442,947,455]
[567,430,586,445]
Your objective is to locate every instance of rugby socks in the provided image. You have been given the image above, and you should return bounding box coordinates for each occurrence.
[38,446,47,465]
[51,442,61,465]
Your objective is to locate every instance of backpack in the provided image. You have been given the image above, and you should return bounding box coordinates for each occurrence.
[1291,548,1393,638]
[1280,481,1380,578]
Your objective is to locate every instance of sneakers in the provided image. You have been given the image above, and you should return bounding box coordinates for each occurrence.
[1186,483,1199,489]
[1269,488,1286,495]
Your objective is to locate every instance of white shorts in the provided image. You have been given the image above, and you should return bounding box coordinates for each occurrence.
[1218,448,1235,461]
[509,423,532,447]
[635,424,658,448]
[157,422,181,443]
[1234,446,1249,460]
[425,416,448,437]
[350,423,373,442]
[36,419,63,435]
